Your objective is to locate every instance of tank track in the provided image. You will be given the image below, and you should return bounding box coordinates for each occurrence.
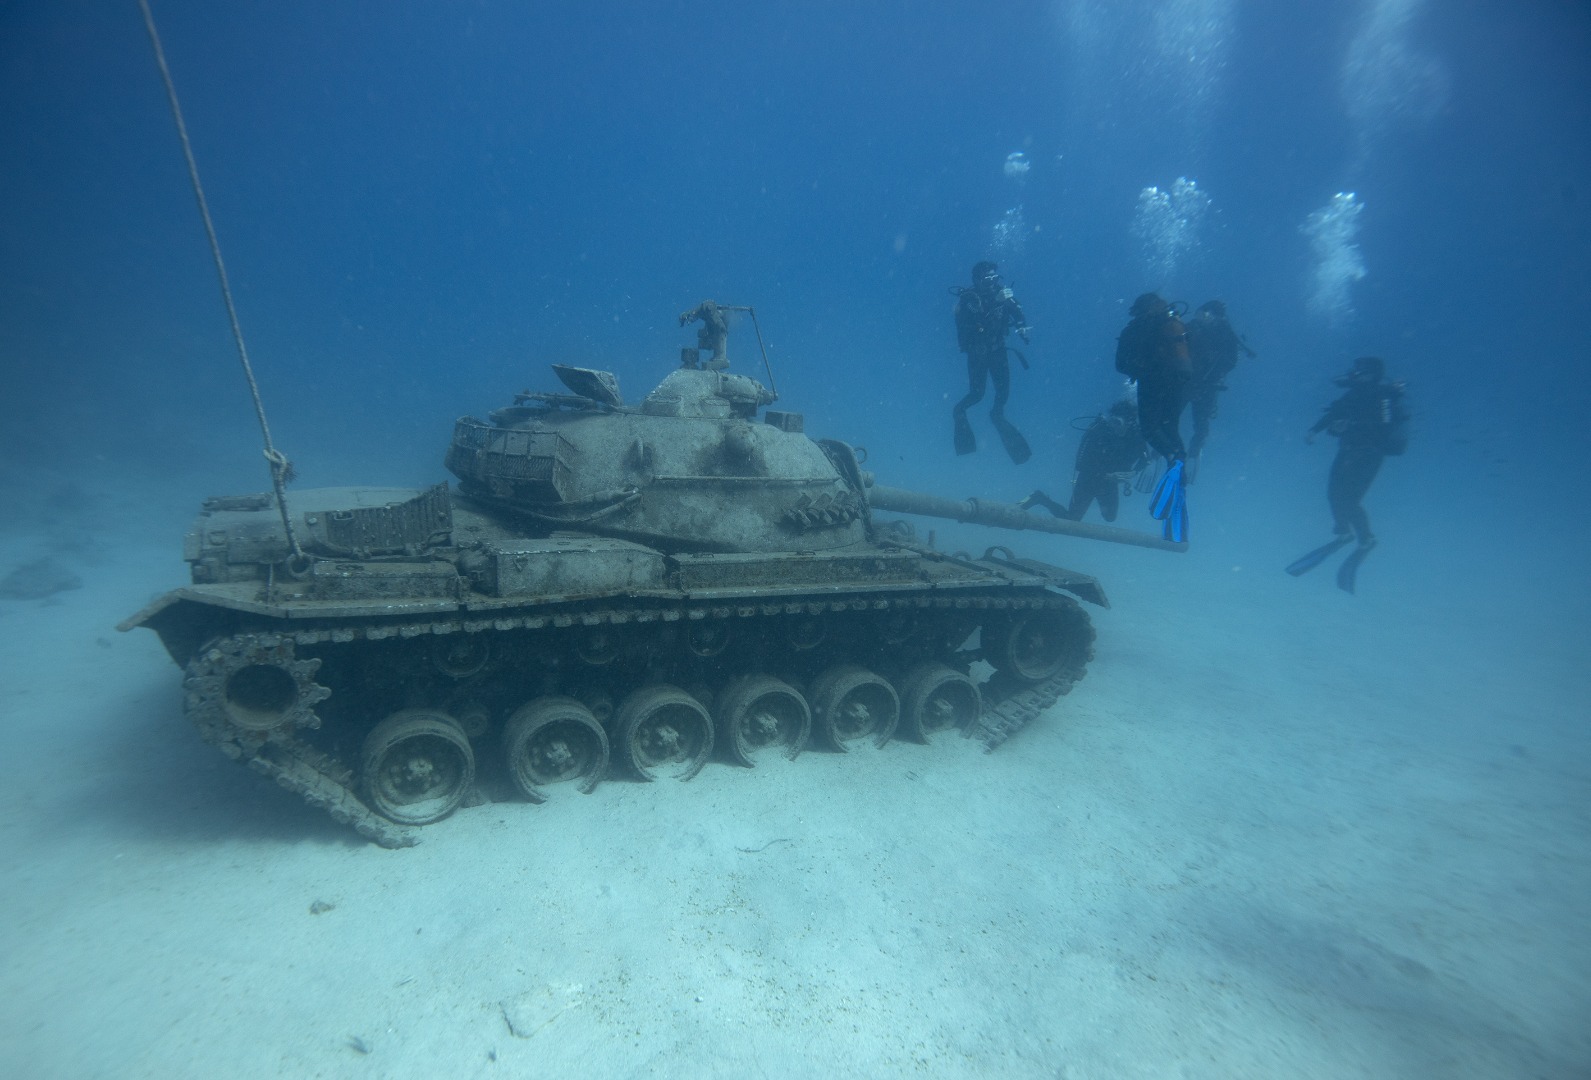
[183,635,418,847]
[969,669,1080,751]
[183,587,1092,847]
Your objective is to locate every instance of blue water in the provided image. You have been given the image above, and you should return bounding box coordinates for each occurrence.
[1,3,1587,1077]
[7,1,1585,499]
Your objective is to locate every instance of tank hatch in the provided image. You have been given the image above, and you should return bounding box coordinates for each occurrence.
[552,364,623,407]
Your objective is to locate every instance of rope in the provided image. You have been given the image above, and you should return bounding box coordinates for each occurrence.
[138,0,306,563]
[745,307,778,399]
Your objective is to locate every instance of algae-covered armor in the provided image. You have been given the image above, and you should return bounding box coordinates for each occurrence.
[123,329,1179,847]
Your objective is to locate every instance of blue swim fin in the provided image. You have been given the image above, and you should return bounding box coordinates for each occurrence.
[1162,481,1188,543]
[1150,459,1184,521]
[1285,535,1352,577]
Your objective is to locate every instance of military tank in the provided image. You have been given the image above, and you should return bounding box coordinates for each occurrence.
[121,312,1182,847]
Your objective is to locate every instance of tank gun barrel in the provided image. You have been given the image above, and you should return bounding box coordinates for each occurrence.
[866,484,1187,553]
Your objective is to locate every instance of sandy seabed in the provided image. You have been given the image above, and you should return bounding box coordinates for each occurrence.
[0,481,1586,1080]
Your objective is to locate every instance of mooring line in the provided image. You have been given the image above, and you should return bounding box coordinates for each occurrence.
[138,0,305,565]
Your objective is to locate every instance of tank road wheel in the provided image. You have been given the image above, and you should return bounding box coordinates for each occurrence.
[614,685,714,781]
[715,675,810,766]
[362,709,475,826]
[810,665,899,751]
[898,663,981,742]
[987,609,1087,684]
[502,697,609,802]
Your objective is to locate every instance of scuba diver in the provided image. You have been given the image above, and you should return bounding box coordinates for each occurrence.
[1287,356,1410,593]
[1018,392,1148,523]
[1115,293,1191,542]
[951,261,1033,464]
[1183,299,1256,480]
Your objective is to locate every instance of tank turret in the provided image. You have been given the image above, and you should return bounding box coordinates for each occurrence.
[444,363,866,554]
[122,307,1181,848]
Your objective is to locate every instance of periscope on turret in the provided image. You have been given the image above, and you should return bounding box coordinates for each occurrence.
[121,306,1180,846]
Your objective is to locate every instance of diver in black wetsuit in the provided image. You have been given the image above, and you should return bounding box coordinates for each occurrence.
[1019,396,1147,523]
[1114,293,1191,466]
[1287,356,1410,593]
[1183,299,1255,479]
[1115,293,1192,542]
[951,261,1033,463]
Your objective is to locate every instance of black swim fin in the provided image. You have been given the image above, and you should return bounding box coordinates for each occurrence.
[1336,540,1377,594]
[953,412,976,455]
[1150,459,1184,521]
[1284,535,1351,577]
[992,415,1032,464]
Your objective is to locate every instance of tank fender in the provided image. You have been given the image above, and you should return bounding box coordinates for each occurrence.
[976,546,1109,608]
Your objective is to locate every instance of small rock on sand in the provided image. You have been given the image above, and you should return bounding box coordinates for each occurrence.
[500,983,585,1039]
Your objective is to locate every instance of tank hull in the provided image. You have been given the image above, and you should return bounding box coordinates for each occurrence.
[123,487,1100,847]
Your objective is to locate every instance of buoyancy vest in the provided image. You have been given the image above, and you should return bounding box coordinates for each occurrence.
[1115,314,1191,380]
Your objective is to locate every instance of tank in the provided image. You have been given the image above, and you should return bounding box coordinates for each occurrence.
[121,326,1182,848]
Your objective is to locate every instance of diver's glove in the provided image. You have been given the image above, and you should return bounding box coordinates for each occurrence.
[1017,325,1032,344]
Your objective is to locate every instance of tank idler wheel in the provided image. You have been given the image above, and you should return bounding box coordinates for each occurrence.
[810,665,899,751]
[715,675,810,766]
[502,697,609,802]
[208,638,329,735]
[362,709,475,826]
[614,685,714,781]
[898,663,981,742]
[987,610,1081,684]
[183,635,332,759]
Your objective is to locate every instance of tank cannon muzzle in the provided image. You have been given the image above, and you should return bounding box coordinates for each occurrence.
[865,484,1186,553]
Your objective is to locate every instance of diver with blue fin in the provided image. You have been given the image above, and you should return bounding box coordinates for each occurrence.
[1115,293,1192,543]
[1287,356,1409,593]
[951,261,1033,464]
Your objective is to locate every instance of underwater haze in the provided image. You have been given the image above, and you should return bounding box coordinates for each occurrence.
[1,2,1588,1078]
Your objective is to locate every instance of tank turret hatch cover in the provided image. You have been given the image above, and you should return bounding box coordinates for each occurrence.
[552,365,623,408]
[642,368,776,419]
